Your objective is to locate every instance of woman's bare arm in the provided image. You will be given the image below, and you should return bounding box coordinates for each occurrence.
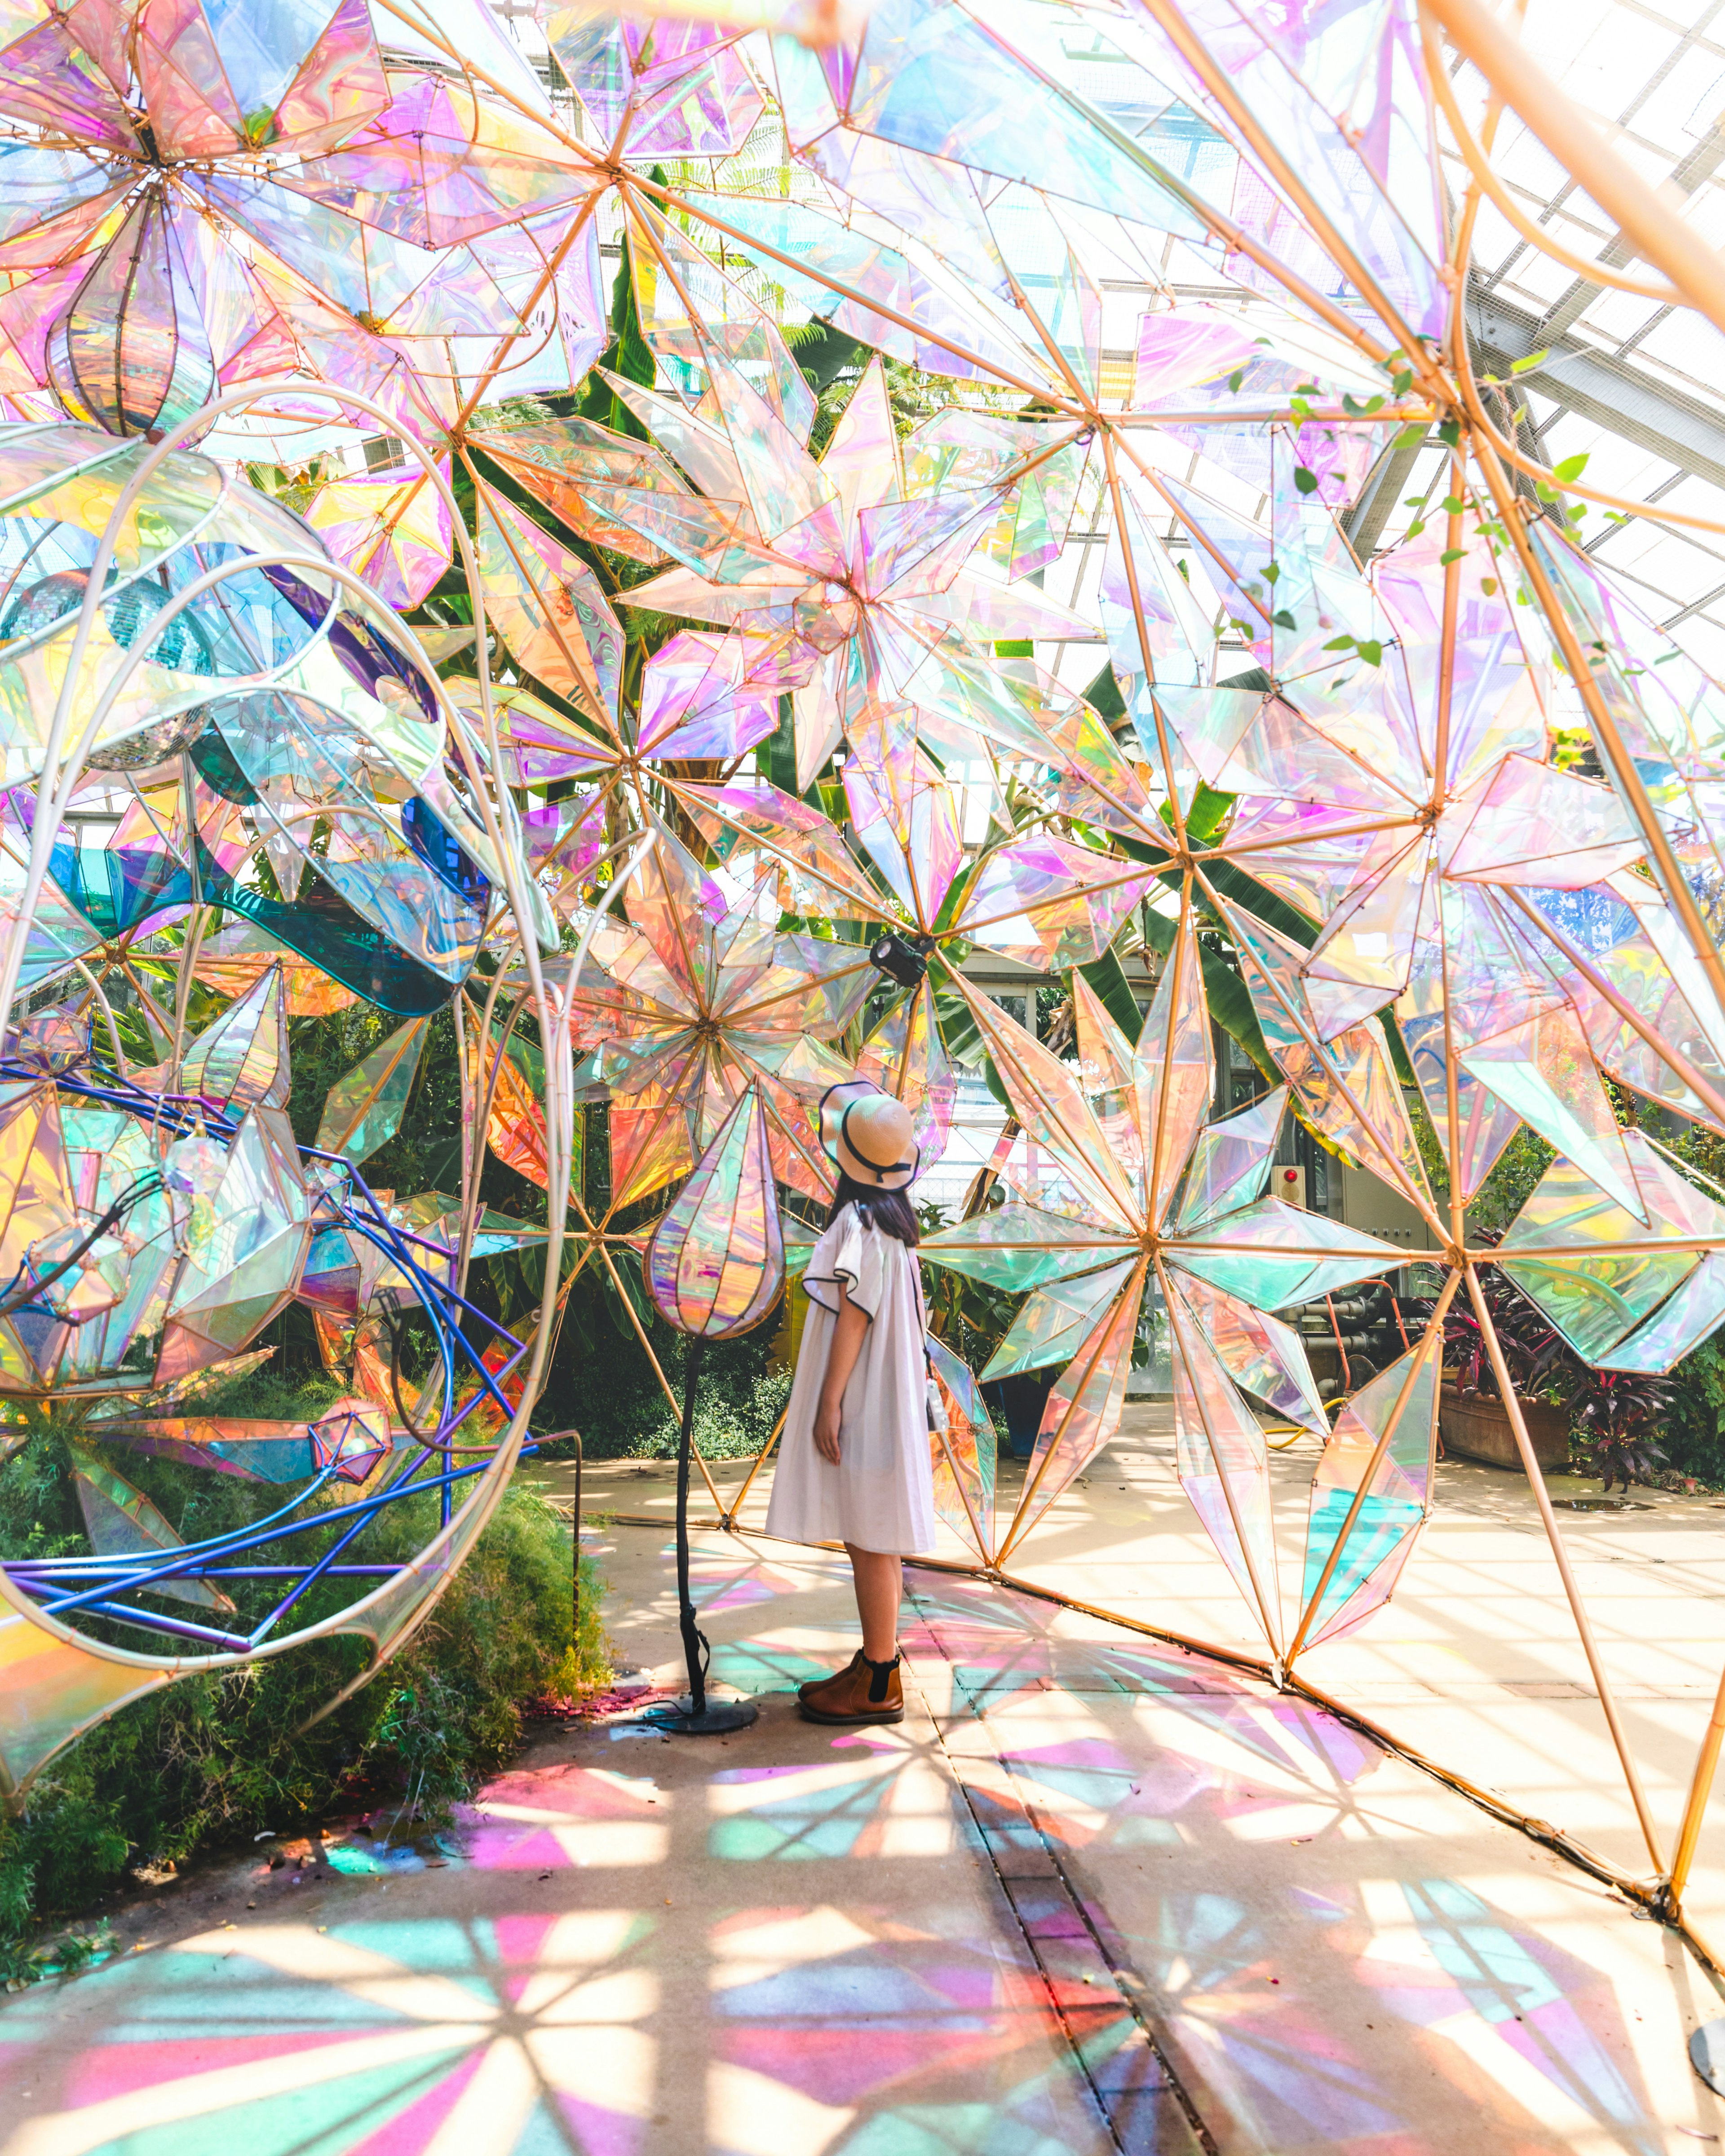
[813,1281,867,1464]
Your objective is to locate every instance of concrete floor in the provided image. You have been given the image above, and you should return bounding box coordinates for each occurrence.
[4,1408,1725,2151]
[558,1401,1725,1946]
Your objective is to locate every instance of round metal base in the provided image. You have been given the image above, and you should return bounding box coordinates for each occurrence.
[1692,2019,1725,2094]
[642,1697,759,1736]
[1682,2018,1725,2087]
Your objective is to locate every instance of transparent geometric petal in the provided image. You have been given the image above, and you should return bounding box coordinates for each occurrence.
[1302,834,1434,1021]
[474,482,625,735]
[465,1001,550,1192]
[674,773,882,921]
[1227,899,1430,1206]
[960,837,1157,972]
[645,1084,784,1339]
[1138,914,1214,1229]
[1499,1131,1723,1362]
[1443,753,1643,891]
[66,1442,235,1612]
[1007,1277,1141,1554]
[1459,1002,1648,1226]
[637,631,781,761]
[979,1256,1139,1381]
[1594,1251,1725,1374]
[920,1201,1132,1292]
[966,993,1138,1231]
[1300,1347,1439,1651]
[1167,1293,1282,1650]
[843,730,962,928]
[1399,1009,1522,1207]
[1174,1086,1287,1232]
[175,963,291,1115]
[316,1016,429,1166]
[1173,1272,1328,1436]
[1070,973,1149,1218]
[927,1333,995,1565]
[821,354,902,544]
[1171,1197,1401,1310]
[856,980,957,1174]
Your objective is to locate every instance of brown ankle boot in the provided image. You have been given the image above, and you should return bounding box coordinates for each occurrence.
[798,1652,903,1725]
[798,1649,863,1703]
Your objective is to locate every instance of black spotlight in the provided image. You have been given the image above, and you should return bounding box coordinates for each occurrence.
[868,931,930,988]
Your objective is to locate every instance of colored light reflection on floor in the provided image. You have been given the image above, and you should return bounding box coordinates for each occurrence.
[0,1535,1699,2155]
[913,1568,1676,2155]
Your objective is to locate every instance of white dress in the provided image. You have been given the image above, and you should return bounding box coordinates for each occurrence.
[764,1202,937,1555]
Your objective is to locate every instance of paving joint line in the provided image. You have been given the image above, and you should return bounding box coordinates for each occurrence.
[904,1587,1216,2156]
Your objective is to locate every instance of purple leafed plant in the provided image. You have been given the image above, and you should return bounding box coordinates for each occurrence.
[1571,1370,1672,1494]
[1424,1233,1672,1490]
[1440,1235,1579,1409]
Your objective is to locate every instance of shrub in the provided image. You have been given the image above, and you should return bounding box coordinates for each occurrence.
[0,1416,607,1984]
[1440,1251,1579,1409]
[1426,1241,1674,1489]
[537,1312,790,1461]
[1661,1334,1725,1486]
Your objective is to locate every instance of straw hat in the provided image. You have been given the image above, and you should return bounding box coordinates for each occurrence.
[818,1080,920,1192]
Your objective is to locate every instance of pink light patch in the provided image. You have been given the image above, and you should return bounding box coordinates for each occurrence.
[460,1766,662,1870]
[695,1579,782,1613]
[461,1823,575,1872]
[467,1766,658,1821]
[722,2019,1036,2105]
[712,1763,823,1785]
[491,1912,565,1969]
[66,2028,409,2108]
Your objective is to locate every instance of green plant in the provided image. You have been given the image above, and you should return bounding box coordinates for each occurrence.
[1427,1244,1688,1489]
[1439,1250,1579,1410]
[918,1197,1021,1371]
[1658,1333,1725,1486]
[537,1320,791,1461]
[1466,1126,1558,1240]
[0,1417,607,1983]
[1572,1370,1672,1493]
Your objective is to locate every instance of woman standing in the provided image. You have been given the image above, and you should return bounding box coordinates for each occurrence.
[765,1081,936,1726]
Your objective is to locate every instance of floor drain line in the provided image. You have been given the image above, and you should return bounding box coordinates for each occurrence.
[905,1621,1216,2156]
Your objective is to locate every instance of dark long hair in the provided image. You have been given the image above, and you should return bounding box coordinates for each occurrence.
[828,1171,920,1246]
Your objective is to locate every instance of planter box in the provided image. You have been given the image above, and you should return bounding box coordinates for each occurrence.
[1439,1386,1570,1473]
[982,1373,1057,1462]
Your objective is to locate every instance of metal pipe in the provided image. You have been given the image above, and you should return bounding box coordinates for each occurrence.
[1667,1653,1725,1911]
[1422,0,1725,339]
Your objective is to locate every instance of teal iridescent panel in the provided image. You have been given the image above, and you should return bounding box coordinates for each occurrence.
[1300,1348,1439,1650]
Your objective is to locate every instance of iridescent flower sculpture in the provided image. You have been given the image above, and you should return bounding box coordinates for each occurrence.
[6,0,1725,1959]
[677,706,1162,1181]
[0,415,567,1800]
[923,923,1403,1616]
[570,822,870,1211]
[0,0,595,451]
[612,352,1100,787]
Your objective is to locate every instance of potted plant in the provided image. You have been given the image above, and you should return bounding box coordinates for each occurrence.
[917,1201,1049,1460]
[1431,1247,1578,1474]
[983,1371,1060,1461]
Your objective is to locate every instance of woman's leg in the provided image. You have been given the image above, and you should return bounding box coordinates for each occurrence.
[798,1546,905,1722]
[846,1543,903,1661]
